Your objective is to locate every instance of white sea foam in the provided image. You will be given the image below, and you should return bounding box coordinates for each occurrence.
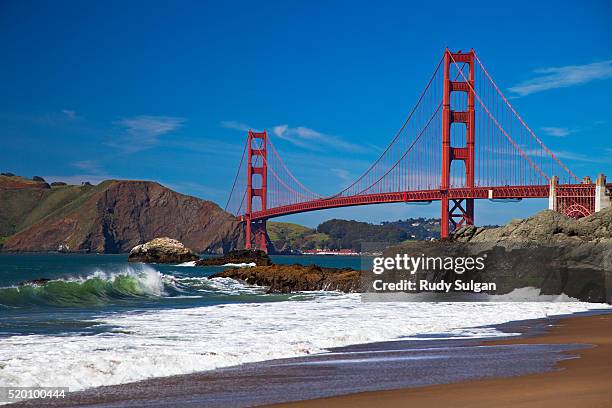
[176,261,197,267]
[222,262,256,267]
[489,287,581,302]
[176,261,255,268]
[0,291,608,392]
[174,276,266,295]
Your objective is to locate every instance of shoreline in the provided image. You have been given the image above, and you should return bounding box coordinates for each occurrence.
[266,311,612,408]
[9,309,611,407]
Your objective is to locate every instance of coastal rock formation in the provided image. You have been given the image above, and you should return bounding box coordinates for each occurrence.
[128,237,199,263]
[211,264,361,293]
[386,208,612,303]
[0,174,244,253]
[452,208,612,246]
[196,249,272,266]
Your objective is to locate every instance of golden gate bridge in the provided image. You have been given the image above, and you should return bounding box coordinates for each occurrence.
[225,49,611,252]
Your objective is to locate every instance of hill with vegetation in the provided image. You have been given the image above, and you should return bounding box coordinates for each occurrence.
[0,174,243,253]
[267,218,440,253]
[381,217,441,240]
[1,173,441,254]
[267,221,331,253]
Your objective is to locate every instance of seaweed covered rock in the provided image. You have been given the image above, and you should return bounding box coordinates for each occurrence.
[196,249,272,266]
[211,263,361,293]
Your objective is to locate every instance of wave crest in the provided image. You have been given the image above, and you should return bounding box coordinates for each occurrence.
[0,265,169,307]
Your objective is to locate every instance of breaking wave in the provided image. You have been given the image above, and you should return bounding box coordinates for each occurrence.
[0,266,173,308]
[0,265,270,308]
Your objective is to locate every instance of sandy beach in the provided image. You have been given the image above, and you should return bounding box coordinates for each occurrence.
[267,313,612,408]
[8,310,610,408]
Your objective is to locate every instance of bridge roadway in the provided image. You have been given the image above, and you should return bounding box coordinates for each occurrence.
[243,183,606,220]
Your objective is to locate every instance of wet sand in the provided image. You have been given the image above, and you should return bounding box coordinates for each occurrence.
[10,310,611,407]
[268,313,612,408]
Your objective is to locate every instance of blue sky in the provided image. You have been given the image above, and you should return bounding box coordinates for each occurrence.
[1,0,611,227]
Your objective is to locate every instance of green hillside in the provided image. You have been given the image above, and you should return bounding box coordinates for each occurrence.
[267,221,329,252]
[0,175,109,240]
[267,217,440,253]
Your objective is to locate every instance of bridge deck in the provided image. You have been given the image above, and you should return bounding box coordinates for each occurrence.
[243,183,610,220]
[243,184,562,220]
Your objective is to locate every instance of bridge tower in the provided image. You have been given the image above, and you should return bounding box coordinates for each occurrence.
[440,49,475,238]
[244,130,268,252]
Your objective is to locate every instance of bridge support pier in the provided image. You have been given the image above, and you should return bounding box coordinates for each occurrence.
[441,196,449,238]
[595,174,610,213]
[549,174,606,219]
[245,218,268,252]
[442,198,474,236]
[548,176,558,211]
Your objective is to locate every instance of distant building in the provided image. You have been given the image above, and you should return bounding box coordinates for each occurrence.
[301,249,360,256]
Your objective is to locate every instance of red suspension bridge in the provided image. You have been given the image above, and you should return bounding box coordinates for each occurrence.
[225,49,611,252]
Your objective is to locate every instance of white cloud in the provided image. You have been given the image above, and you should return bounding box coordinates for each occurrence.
[62,109,76,120]
[72,160,103,173]
[272,124,365,152]
[222,121,365,153]
[509,59,612,96]
[220,120,258,132]
[164,138,243,157]
[541,127,572,137]
[552,150,600,163]
[331,168,352,182]
[108,115,186,153]
[272,124,288,137]
[524,148,594,163]
[119,116,185,137]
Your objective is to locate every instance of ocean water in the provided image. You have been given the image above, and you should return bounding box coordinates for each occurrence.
[0,253,608,393]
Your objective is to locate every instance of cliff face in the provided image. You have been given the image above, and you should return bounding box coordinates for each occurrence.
[0,176,243,253]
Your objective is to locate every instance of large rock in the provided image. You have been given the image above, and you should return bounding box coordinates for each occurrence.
[211,264,361,293]
[128,237,199,263]
[384,208,612,303]
[452,208,612,245]
[196,249,272,266]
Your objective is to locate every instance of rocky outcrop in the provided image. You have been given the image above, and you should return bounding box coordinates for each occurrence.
[385,208,612,303]
[1,176,244,253]
[128,237,199,263]
[0,174,50,190]
[196,249,272,266]
[452,208,612,246]
[211,264,361,293]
